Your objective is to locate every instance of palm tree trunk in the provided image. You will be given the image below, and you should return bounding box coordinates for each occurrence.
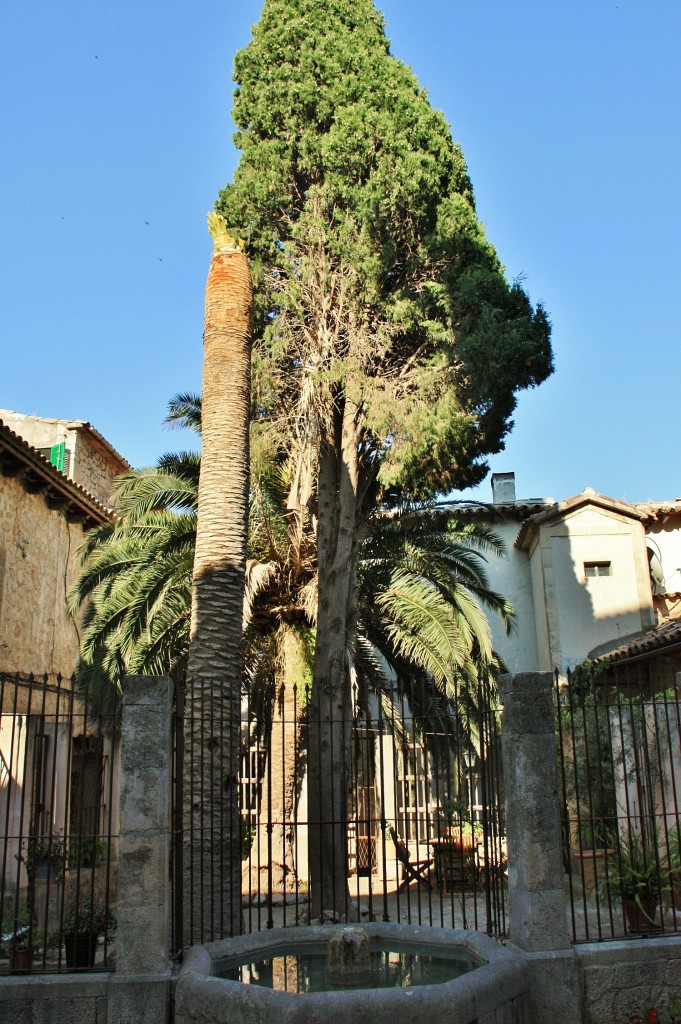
[184,217,252,942]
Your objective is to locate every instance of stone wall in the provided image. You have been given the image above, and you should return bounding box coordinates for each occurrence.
[577,937,681,1024]
[0,973,110,1024]
[0,471,84,676]
[70,433,123,508]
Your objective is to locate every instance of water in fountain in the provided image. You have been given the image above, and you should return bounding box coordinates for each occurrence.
[220,929,478,994]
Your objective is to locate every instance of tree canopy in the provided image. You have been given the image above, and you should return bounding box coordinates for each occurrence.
[218,0,553,500]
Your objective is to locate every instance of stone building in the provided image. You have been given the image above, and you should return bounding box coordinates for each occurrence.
[0,412,124,676]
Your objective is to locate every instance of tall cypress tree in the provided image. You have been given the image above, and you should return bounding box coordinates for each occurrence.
[218,0,553,916]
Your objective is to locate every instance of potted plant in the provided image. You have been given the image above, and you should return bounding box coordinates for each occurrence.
[26,830,66,881]
[62,898,115,969]
[68,834,108,870]
[5,905,36,973]
[600,831,668,933]
[436,797,468,838]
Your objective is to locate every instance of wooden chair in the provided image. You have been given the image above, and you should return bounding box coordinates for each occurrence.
[388,825,434,892]
[432,835,478,894]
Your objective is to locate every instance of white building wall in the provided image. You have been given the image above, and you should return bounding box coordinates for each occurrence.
[529,542,553,671]
[482,520,540,674]
[548,509,652,671]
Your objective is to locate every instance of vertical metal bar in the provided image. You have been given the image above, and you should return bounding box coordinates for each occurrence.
[243,678,252,935]
[266,681,274,930]
[390,688,403,922]
[292,680,300,929]
[16,677,34,945]
[554,667,574,939]
[405,679,417,921]
[588,678,608,940]
[99,675,115,967]
[659,678,681,930]
[0,673,10,937]
[491,678,507,937]
[281,680,288,929]
[419,672,433,927]
[375,690,390,924]
[173,675,185,954]
[599,668,619,937]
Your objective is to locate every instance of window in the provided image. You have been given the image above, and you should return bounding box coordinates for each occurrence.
[584,561,611,578]
[36,443,71,474]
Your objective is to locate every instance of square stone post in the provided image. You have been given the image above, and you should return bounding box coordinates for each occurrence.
[500,672,581,1024]
[108,675,173,1023]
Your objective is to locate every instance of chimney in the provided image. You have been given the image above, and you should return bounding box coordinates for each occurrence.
[491,472,516,504]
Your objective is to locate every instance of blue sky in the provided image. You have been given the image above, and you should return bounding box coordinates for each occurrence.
[2,0,679,505]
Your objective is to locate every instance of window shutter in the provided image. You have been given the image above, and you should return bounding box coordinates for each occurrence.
[49,442,66,472]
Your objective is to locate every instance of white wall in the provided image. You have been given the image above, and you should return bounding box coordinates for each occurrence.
[482,520,540,674]
[548,508,652,671]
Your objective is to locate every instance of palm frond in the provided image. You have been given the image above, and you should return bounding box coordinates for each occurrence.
[164,392,202,434]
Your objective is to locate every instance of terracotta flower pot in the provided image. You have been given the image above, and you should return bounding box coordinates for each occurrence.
[9,947,34,973]
[622,896,660,933]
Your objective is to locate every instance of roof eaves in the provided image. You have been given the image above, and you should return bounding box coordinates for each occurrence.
[594,618,681,666]
[0,419,115,527]
[65,420,130,471]
[449,499,552,522]
[515,490,644,550]
[635,501,681,522]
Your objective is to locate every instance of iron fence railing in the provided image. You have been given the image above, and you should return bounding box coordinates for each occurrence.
[556,662,681,943]
[172,668,507,952]
[0,673,118,974]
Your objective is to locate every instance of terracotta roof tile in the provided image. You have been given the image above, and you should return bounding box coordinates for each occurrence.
[595,618,681,665]
[634,501,681,521]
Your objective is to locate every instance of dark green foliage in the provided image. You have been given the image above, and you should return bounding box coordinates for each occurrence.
[218,0,553,499]
[62,898,115,937]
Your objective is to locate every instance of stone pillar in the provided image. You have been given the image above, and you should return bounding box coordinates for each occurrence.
[500,672,581,1024]
[108,675,173,1024]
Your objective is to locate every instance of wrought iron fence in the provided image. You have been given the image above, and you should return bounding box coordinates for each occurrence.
[0,673,118,974]
[556,662,681,942]
[172,668,507,951]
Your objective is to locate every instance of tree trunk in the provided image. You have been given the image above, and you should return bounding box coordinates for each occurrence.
[307,397,362,920]
[184,222,252,943]
[245,630,304,895]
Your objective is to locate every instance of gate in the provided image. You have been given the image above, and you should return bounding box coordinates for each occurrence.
[171,667,506,950]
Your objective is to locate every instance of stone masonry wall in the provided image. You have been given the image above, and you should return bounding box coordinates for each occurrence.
[70,433,123,508]
[0,472,85,676]
[577,937,681,1024]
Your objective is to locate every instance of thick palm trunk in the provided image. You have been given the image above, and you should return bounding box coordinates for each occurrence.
[184,217,252,942]
[308,398,362,920]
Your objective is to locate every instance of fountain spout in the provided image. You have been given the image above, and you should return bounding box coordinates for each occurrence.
[327,927,371,987]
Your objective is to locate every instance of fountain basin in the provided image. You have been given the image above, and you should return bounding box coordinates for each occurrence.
[175,922,530,1024]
